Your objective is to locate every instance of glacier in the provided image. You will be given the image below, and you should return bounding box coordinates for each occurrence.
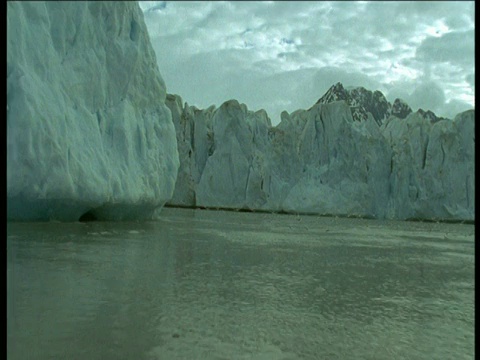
[7,2,179,221]
[166,85,474,222]
[7,3,474,222]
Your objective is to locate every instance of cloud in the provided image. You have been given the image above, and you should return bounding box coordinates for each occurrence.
[144,1,166,12]
[311,67,384,97]
[444,13,474,31]
[385,86,411,104]
[465,73,474,87]
[416,30,475,69]
[441,99,474,119]
[409,81,446,113]
[139,1,475,125]
[386,79,474,119]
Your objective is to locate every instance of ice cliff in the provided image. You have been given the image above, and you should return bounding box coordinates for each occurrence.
[382,110,474,220]
[7,2,179,221]
[167,84,474,221]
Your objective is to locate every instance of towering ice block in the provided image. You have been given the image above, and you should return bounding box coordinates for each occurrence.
[7,2,179,221]
[166,97,272,210]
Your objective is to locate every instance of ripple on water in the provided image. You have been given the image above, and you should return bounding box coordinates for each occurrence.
[7,209,474,360]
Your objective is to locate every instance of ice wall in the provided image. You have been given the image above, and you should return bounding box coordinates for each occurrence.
[7,2,179,221]
[382,110,475,220]
[167,92,474,221]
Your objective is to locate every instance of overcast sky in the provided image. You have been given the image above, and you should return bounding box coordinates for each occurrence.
[139,1,474,125]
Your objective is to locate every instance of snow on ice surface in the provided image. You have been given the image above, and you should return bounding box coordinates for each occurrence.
[7,2,179,221]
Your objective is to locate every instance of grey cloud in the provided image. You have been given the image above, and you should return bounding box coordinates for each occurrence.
[276,51,303,62]
[334,3,418,44]
[145,1,166,12]
[441,98,474,119]
[465,74,474,87]
[385,86,412,104]
[142,2,215,37]
[311,67,384,96]
[387,74,474,119]
[231,1,326,24]
[444,13,474,31]
[343,1,473,49]
[257,67,323,113]
[158,48,278,111]
[399,1,473,22]
[195,2,241,30]
[416,30,474,68]
[409,81,446,113]
[140,1,474,125]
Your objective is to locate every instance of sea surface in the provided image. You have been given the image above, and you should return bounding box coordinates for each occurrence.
[7,208,475,360]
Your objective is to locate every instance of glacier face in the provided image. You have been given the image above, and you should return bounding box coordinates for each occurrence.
[7,2,179,221]
[167,88,474,221]
[382,110,475,220]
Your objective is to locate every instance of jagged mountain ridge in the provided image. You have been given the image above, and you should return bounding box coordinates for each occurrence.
[315,82,446,125]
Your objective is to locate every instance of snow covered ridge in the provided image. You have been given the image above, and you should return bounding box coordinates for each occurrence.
[167,90,474,222]
[7,2,179,221]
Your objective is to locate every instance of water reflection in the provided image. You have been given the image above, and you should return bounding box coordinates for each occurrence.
[7,209,474,360]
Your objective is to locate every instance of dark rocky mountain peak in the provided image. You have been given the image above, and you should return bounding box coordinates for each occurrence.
[391,98,412,119]
[315,82,349,104]
[314,83,448,125]
[417,108,446,123]
[315,82,391,125]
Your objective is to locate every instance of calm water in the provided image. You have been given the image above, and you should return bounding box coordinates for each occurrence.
[7,208,474,360]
